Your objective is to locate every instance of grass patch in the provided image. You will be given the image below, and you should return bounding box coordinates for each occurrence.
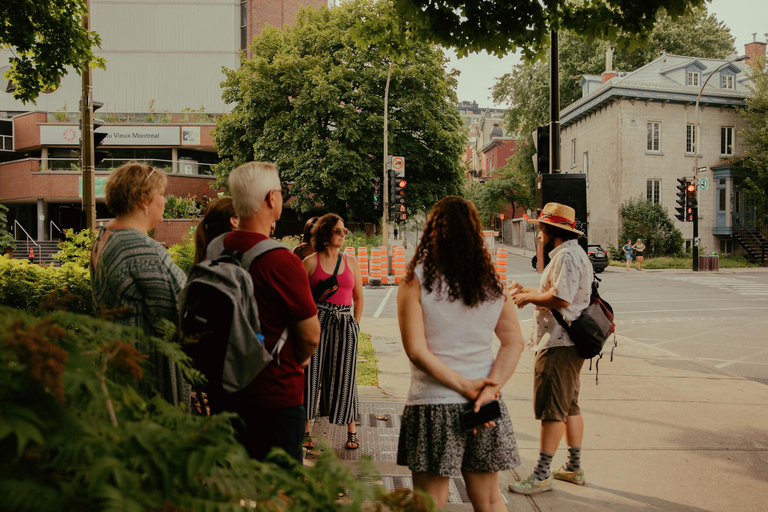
[357,332,379,386]
[608,255,758,269]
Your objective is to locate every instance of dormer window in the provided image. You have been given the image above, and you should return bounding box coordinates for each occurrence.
[687,71,700,87]
[722,74,734,90]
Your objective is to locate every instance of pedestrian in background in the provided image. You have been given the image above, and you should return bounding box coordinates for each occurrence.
[220,161,320,463]
[193,197,238,264]
[90,162,187,406]
[633,238,646,270]
[622,239,634,272]
[303,214,364,450]
[393,226,399,240]
[397,196,525,511]
[508,202,593,495]
[293,217,318,260]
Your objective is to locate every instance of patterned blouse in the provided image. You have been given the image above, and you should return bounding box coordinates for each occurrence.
[91,228,187,405]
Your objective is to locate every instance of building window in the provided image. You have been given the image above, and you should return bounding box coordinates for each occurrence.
[688,71,700,87]
[647,122,661,152]
[721,126,734,155]
[646,179,660,205]
[240,1,248,51]
[0,120,12,151]
[719,188,726,211]
[722,75,734,90]
[686,124,697,154]
[583,152,589,181]
[571,139,577,168]
[720,239,732,254]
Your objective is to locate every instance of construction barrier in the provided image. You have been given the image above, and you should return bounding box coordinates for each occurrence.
[378,246,388,285]
[357,247,369,284]
[369,247,382,285]
[495,248,508,283]
[392,246,406,284]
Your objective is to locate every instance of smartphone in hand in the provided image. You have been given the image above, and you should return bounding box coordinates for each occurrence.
[459,400,501,432]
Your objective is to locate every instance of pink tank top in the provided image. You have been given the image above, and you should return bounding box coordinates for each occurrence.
[309,253,354,305]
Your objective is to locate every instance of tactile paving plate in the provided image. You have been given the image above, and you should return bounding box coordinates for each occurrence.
[307,401,404,461]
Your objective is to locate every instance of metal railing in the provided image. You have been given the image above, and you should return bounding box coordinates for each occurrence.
[50,221,62,241]
[46,111,223,124]
[13,220,39,246]
[35,157,216,176]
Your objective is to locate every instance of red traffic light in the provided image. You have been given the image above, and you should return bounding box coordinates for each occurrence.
[397,179,407,188]
[686,184,696,192]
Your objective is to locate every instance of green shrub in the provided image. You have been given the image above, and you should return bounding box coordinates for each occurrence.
[619,197,684,257]
[0,257,93,315]
[52,228,97,267]
[0,307,433,511]
[168,232,196,275]
[0,203,15,255]
[164,195,203,219]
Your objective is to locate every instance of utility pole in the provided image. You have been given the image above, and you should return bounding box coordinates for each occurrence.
[80,0,96,229]
[382,61,393,248]
[549,30,560,173]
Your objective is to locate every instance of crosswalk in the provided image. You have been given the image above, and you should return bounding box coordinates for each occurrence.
[667,275,768,296]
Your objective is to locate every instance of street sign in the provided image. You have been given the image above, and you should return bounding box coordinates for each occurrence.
[522,213,528,221]
[699,178,709,191]
[391,156,404,171]
[499,213,505,220]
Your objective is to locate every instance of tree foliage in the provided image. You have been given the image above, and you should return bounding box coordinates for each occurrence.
[0,203,14,254]
[0,0,106,104]
[0,307,434,511]
[618,197,684,258]
[394,0,707,60]
[213,0,466,221]
[51,229,97,268]
[736,64,768,227]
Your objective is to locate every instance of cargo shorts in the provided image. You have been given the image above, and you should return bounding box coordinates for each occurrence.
[533,346,584,422]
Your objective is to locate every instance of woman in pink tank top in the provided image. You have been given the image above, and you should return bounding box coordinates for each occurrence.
[301,214,364,450]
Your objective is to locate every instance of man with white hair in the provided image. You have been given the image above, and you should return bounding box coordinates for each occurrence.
[222,161,320,463]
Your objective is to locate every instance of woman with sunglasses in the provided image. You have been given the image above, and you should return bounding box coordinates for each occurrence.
[302,213,364,450]
[91,161,187,407]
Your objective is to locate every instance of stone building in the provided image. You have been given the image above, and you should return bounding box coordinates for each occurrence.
[560,38,766,256]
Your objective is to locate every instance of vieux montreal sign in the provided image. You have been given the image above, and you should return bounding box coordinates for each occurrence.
[40,125,181,146]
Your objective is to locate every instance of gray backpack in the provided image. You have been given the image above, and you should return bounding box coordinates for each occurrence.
[180,234,289,406]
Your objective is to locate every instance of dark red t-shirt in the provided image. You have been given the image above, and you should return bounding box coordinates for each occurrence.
[224,230,317,408]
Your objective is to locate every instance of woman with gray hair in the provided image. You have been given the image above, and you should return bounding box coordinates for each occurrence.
[90,161,187,406]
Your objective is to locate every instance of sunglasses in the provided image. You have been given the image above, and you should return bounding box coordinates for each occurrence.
[333,228,349,236]
[144,167,156,182]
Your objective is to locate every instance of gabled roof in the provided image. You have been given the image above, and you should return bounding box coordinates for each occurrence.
[659,58,708,74]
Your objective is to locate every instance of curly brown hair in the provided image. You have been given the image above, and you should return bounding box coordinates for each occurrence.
[404,196,503,307]
[311,213,343,253]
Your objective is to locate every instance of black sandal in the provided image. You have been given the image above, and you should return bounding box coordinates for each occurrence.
[303,432,315,450]
[345,432,360,450]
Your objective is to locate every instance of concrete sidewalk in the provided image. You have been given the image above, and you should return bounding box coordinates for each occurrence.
[345,315,768,511]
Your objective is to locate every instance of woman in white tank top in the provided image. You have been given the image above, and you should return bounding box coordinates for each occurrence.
[396,196,526,511]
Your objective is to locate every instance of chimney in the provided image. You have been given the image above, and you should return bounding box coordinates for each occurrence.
[745,33,767,70]
[602,46,617,83]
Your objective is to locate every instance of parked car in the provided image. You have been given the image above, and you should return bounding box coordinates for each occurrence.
[588,244,609,273]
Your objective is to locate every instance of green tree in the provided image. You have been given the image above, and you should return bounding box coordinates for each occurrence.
[0,0,106,104]
[735,64,768,227]
[394,0,706,60]
[213,0,466,221]
[51,229,97,268]
[619,197,684,257]
[0,203,15,255]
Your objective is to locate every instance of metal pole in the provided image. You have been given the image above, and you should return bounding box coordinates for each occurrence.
[382,61,393,249]
[549,30,560,173]
[81,0,96,229]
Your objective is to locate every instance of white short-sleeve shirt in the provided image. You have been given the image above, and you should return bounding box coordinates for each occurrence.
[529,239,593,352]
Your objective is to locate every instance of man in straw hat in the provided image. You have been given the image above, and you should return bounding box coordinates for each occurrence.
[508,202,594,495]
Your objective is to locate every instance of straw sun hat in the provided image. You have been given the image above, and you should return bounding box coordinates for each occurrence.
[528,202,583,235]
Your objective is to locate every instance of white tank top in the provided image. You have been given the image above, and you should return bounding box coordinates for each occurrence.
[406,264,505,405]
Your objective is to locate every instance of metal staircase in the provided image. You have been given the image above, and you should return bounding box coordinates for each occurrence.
[9,240,62,266]
[733,227,768,266]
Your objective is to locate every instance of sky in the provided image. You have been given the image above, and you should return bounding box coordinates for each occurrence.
[448,0,768,108]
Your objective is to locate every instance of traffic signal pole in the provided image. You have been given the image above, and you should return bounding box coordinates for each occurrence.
[382,61,393,249]
[81,0,96,229]
[549,30,560,174]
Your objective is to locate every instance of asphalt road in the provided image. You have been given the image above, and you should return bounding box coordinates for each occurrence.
[361,248,768,386]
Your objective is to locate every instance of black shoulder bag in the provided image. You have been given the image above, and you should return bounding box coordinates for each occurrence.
[312,253,342,303]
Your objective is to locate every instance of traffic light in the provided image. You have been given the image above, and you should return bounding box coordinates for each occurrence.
[532,125,550,174]
[675,177,688,222]
[686,182,697,221]
[393,179,406,221]
[372,177,381,209]
[80,100,108,166]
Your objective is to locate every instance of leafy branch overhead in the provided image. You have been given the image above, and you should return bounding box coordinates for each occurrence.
[394,0,708,60]
[0,0,106,104]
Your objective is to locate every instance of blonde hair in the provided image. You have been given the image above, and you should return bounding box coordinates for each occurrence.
[104,161,167,216]
[228,161,280,218]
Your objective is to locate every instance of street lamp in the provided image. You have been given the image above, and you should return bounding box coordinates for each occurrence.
[692,54,749,271]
